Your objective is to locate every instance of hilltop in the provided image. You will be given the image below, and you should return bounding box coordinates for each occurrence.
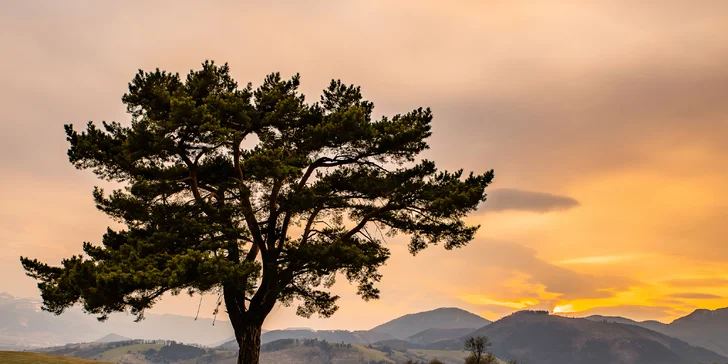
[371,307,491,339]
[94,334,132,343]
[434,310,726,364]
[585,307,728,357]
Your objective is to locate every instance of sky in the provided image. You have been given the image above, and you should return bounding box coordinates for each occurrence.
[1,0,728,331]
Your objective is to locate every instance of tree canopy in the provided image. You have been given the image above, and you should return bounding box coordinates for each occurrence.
[20,61,493,363]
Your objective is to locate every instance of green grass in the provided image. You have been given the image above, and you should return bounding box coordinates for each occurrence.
[0,351,112,363]
[94,343,164,361]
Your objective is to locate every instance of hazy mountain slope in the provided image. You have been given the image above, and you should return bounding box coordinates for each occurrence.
[94,334,132,343]
[262,329,360,343]
[585,315,642,325]
[453,311,726,364]
[260,339,468,364]
[370,307,491,339]
[405,327,476,345]
[585,308,728,357]
[352,330,396,343]
[35,340,235,363]
[0,293,101,348]
[664,307,728,357]
[584,315,670,333]
[0,293,233,348]
[217,328,397,350]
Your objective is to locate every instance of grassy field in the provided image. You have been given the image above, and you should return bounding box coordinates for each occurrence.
[0,351,112,363]
[410,349,469,361]
[352,344,396,363]
[410,349,508,364]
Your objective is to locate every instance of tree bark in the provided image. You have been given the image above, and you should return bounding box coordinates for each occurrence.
[236,320,263,364]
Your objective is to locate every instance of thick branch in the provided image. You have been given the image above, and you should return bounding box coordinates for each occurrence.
[277,158,324,249]
[265,179,283,250]
[178,152,217,217]
[300,207,323,245]
[233,141,267,255]
[277,155,387,249]
[338,204,396,243]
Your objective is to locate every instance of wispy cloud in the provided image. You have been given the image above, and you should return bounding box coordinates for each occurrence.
[667,292,722,299]
[480,188,579,213]
[663,278,728,288]
[557,255,640,265]
[458,295,540,310]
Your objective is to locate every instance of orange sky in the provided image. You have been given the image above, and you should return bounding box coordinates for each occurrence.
[1,0,728,330]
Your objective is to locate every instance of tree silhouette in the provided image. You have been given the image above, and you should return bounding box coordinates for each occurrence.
[20,61,493,364]
[464,336,496,364]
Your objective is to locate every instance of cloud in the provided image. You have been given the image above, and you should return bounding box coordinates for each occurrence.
[460,240,638,301]
[481,189,579,213]
[663,278,728,288]
[458,295,539,310]
[666,292,722,299]
[557,255,639,265]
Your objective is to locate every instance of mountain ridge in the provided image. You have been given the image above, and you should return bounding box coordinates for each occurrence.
[370,307,491,339]
[583,307,728,357]
[433,310,727,364]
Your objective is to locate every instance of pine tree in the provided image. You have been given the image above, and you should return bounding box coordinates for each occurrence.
[20,61,494,364]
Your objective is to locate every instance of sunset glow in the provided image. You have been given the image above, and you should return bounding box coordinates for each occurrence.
[2,0,728,331]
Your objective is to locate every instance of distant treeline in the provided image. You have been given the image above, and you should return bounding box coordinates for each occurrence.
[261,338,354,353]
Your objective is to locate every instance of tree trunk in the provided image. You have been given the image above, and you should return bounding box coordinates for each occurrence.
[236,321,262,364]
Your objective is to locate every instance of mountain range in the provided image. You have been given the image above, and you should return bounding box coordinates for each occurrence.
[5,290,728,364]
[427,310,726,364]
[585,307,728,357]
[216,307,482,350]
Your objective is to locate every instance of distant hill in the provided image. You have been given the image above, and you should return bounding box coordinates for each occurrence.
[0,292,101,348]
[662,307,728,357]
[584,315,669,333]
[370,307,491,339]
[261,329,361,344]
[218,307,489,351]
[405,327,476,345]
[584,307,728,357]
[369,338,426,351]
[32,337,469,364]
[350,330,396,344]
[217,329,396,350]
[260,339,390,364]
[94,334,132,343]
[585,315,643,325]
[0,351,113,363]
[0,292,234,348]
[260,338,468,364]
[439,310,727,364]
[35,339,234,363]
